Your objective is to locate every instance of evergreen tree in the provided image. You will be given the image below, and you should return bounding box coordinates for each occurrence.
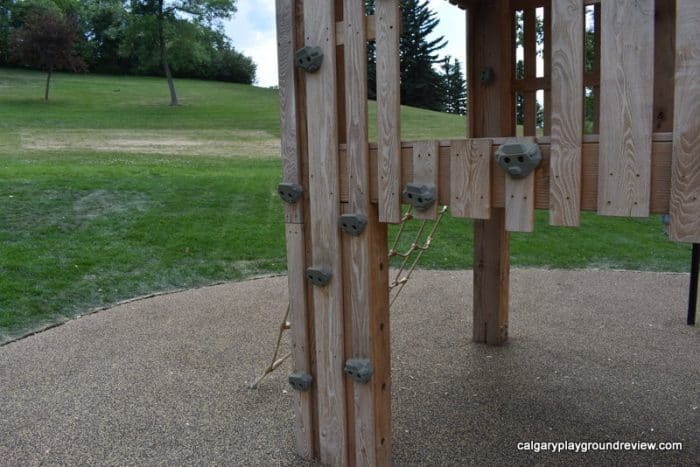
[365,0,446,111]
[440,56,466,115]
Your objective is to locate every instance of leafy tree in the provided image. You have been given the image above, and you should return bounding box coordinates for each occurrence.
[78,0,129,73]
[440,55,466,115]
[10,8,85,100]
[366,0,446,111]
[121,0,237,106]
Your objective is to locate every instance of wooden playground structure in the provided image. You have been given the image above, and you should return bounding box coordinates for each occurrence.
[274,0,699,464]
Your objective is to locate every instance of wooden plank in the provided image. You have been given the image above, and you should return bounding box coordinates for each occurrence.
[471,0,511,346]
[473,208,510,344]
[341,135,673,214]
[276,0,314,459]
[277,0,303,225]
[341,1,390,464]
[450,138,491,219]
[598,0,654,217]
[303,1,347,465]
[335,15,376,45]
[524,9,537,136]
[592,2,600,134]
[669,0,700,243]
[411,140,439,220]
[549,0,584,227]
[543,0,552,136]
[376,0,402,223]
[504,137,536,232]
[653,0,676,133]
[284,223,314,459]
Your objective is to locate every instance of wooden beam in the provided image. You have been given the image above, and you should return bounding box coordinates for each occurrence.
[376,0,402,224]
[669,0,700,243]
[549,0,584,227]
[303,1,347,464]
[470,0,512,345]
[598,0,654,217]
[276,0,315,459]
[653,0,676,133]
[338,134,674,215]
[342,0,391,464]
[473,207,509,344]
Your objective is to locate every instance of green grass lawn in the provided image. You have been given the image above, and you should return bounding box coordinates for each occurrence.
[0,68,692,343]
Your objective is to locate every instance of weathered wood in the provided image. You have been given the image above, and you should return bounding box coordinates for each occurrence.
[505,137,536,232]
[411,140,439,220]
[276,0,315,459]
[449,138,491,219]
[277,0,303,225]
[470,0,512,345]
[543,0,552,136]
[284,223,315,459]
[342,1,390,464]
[303,1,347,464]
[598,0,654,217]
[549,0,583,227]
[653,0,676,133]
[524,9,537,136]
[335,15,376,45]
[473,209,510,345]
[669,0,700,243]
[339,135,674,215]
[376,0,402,224]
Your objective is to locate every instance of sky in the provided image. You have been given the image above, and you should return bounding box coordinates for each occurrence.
[223,0,466,88]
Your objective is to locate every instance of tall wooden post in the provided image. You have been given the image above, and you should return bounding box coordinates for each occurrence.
[469,0,513,345]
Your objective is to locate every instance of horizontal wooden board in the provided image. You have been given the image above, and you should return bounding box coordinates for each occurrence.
[339,136,673,215]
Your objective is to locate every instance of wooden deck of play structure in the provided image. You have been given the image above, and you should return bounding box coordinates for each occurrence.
[275,0,699,464]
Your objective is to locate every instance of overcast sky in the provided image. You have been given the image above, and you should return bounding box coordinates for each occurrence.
[223,0,466,88]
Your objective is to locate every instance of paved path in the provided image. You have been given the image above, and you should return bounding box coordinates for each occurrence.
[1,269,697,465]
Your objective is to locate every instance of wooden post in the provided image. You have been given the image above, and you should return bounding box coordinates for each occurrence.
[342,0,392,465]
[303,1,348,464]
[276,0,316,459]
[469,0,513,345]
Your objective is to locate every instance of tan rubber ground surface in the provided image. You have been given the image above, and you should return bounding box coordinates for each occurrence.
[1,269,698,465]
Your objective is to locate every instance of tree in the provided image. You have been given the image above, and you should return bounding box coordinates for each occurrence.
[441,56,466,115]
[122,0,236,106]
[11,8,85,100]
[366,0,446,111]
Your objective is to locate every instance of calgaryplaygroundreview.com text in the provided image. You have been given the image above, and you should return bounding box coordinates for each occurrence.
[516,440,684,454]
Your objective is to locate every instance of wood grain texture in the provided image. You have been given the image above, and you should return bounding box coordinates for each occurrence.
[284,223,315,459]
[473,208,510,344]
[669,0,700,243]
[342,1,390,464]
[653,0,676,133]
[411,140,439,220]
[549,0,583,227]
[375,0,402,223]
[449,138,491,219]
[303,1,347,464]
[277,0,303,225]
[335,15,376,45]
[340,136,673,214]
[504,137,536,232]
[277,0,314,459]
[598,0,654,217]
[524,9,537,137]
[470,0,511,346]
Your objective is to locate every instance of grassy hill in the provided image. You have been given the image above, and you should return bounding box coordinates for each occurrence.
[0,68,691,343]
